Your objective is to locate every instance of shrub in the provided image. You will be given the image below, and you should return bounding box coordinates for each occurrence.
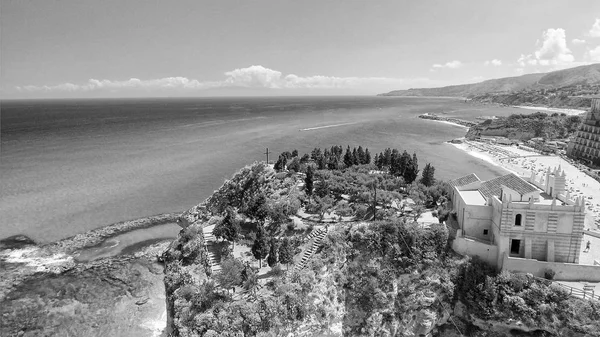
[544,268,555,280]
[270,265,285,277]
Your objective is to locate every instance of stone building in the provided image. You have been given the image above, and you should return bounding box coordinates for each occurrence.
[567,97,600,165]
[450,166,585,270]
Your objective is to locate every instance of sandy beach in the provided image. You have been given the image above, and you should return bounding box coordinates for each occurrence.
[513,105,587,116]
[450,140,600,235]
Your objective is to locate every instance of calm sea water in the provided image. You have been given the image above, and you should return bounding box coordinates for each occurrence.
[1,96,526,243]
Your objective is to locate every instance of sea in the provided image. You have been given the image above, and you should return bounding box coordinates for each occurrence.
[1,96,526,243]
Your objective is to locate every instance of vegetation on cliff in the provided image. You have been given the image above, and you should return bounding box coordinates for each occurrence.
[466,112,582,141]
[163,147,600,336]
[470,84,599,109]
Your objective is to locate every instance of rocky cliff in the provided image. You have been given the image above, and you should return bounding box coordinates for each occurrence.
[163,162,600,337]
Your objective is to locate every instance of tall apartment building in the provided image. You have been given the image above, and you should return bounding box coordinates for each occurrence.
[567,97,600,165]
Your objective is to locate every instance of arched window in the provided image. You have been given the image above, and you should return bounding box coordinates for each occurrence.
[515,214,522,226]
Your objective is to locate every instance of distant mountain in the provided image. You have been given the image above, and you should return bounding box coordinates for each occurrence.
[379,63,600,98]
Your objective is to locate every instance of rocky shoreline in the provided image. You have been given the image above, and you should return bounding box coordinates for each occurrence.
[0,213,182,337]
[418,113,478,127]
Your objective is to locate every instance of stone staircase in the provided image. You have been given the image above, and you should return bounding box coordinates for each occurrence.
[293,228,327,272]
[202,224,222,273]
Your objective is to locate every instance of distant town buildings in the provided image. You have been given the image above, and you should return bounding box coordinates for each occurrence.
[449,167,600,281]
[567,97,600,166]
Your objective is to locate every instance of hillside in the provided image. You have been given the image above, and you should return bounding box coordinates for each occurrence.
[379,63,600,99]
[163,155,600,337]
[465,112,582,141]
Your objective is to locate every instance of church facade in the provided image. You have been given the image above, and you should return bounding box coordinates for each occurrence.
[450,167,585,269]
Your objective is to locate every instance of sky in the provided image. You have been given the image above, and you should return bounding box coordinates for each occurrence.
[2,0,600,98]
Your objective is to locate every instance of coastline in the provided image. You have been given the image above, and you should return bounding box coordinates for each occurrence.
[417,113,477,128]
[0,213,181,337]
[513,105,587,116]
[0,212,181,300]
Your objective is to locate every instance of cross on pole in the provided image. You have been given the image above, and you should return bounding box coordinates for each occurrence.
[264,148,271,164]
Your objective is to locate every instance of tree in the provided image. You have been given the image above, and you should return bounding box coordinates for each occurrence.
[420,163,435,187]
[251,226,270,268]
[344,146,354,168]
[242,266,259,299]
[215,257,244,292]
[278,238,294,270]
[364,148,371,164]
[352,148,359,165]
[291,149,298,157]
[357,146,365,164]
[213,207,241,247]
[274,155,287,171]
[287,157,300,172]
[300,153,310,164]
[245,193,270,223]
[305,165,314,197]
[311,148,322,162]
[281,151,292,160]
[267,239,279,267]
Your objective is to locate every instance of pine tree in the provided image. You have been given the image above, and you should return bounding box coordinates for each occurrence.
[278,238,294,270]
[374,153,380,169]
[267,239,279,267]
[291,149,298,157]
[311,148,322,162]
[364,148,371,164]
[407,153,420,184]
[328,155,339,170]
[344,146,354,168]
[251,226,269,268]
[383,148,392,166]
[305,165,314,197]
[420,163,436,187]
[317,154,327,170]
[352,148,359,165]
[357,146,365,164]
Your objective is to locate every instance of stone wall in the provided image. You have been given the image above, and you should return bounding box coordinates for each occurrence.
[502,253,600,282]
[452,231,499,267]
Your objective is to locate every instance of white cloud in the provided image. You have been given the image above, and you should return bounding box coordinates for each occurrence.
[589,46,600,62]
[589,18,600,37]
[430,60,462,71]
[572,38,586,45]
[484,59,502,66]
[517,28,574,68]
[15,65,438,94]
[16,77,215,92]
[432,60,463,69]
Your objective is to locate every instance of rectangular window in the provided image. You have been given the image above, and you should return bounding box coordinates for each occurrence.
[483,229,488,235]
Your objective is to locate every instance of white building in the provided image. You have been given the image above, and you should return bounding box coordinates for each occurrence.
[449,168,600,281]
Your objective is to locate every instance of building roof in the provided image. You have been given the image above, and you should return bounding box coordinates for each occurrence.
[478,173,538,199]
[459,190,487,205]
[449,173,480,187]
